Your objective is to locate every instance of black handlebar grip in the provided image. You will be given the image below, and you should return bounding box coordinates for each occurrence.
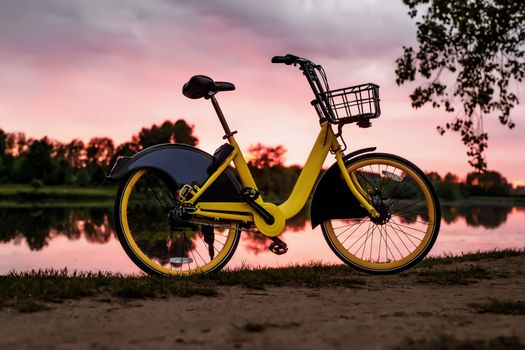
[271,54,299,65]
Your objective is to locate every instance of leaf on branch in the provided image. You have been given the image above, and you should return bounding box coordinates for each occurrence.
[396,0,525,170]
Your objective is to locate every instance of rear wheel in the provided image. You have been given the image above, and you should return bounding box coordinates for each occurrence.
[321,153,440,274]
[114,169,240,276]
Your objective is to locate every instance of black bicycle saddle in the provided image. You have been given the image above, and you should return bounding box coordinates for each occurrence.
[182,75,235,99]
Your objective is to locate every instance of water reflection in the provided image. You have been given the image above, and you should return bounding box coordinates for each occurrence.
[1,201,524,275]
[441,204,513,229]
[243,206,311,255]
[0,203,519,253]
[0,207,114,250]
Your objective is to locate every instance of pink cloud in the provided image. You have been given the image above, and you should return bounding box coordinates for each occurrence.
[0,0,523,184]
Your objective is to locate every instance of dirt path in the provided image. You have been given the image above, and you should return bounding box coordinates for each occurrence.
[1,257,525,349]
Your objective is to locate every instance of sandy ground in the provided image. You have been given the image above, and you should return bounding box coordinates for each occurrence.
[1,257,524,350]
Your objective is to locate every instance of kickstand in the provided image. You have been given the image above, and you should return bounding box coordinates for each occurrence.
[269,236,288,255]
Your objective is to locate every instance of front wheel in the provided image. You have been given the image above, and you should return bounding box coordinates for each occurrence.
[114,168,241,276]
[321,153,440,274]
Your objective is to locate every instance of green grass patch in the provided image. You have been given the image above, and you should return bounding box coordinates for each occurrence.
[0,200,113,208]
[415,265,492,285]
[0,184,116,201]
[0,264,366,312]
[1,250,523,312]
[469,299,525,315]
[419,248,525,268]
[204,262,366,289]
[395,335,525,350]
[0,269,217,311]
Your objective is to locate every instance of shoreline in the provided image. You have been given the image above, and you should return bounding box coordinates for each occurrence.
[1,249,523,304]
[1,249,524,349]
[0,184,524,204]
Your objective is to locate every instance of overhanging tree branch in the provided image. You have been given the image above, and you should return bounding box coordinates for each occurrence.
[396,0,525,170]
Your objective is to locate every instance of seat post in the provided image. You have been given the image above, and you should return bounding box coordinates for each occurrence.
[210,94,235,138]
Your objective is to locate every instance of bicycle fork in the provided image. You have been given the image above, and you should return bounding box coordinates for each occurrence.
[333,146,381,219]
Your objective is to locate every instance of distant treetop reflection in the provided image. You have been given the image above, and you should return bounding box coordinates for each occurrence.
[441,205,513,229]
[0,204,519,251]
[0,207,114,250]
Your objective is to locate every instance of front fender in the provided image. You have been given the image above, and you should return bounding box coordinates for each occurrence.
[310,147,376,228]
[107,143,242,202]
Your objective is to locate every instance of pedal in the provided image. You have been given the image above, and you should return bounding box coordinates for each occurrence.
[269,237,288,255]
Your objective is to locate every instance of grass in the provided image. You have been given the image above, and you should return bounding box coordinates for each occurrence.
[0,264,367,312]
[0,200,113,208]
[0,269,217,312]
[207,262,366,289]
[1,249,524,312]
[469,299,525,315]
[419,248,525,268]
[0,184,116,201]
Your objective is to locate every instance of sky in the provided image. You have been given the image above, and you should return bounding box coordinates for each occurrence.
[0,0,524,184]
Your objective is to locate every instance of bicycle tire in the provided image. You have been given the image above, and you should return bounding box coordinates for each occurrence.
[114,168,241,276]
[321,153,440,274]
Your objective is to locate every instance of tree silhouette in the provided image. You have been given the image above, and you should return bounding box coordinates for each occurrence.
[466,170,512,196]
[86,137,115,166]
[0,129,6,158]
[65,139,85,169]
[4,132,28,156]
[0,129,7,182]
[246,144,301,200]
[0,119,200,185]
[396,0,525,170]
[173,120,199,146]
[132,119,198,150]
[248,143,286,169]
[26,138,54,181]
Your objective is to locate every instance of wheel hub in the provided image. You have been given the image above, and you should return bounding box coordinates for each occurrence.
[370,202,391,225]
[168,204,196,229]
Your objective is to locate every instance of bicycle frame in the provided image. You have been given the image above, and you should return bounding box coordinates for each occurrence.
[112,55,441,277]
[182,119,379,237]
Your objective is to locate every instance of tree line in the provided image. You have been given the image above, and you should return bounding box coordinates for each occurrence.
[0,119,198,186]
[427,171,514,200]
[0,119,517,199]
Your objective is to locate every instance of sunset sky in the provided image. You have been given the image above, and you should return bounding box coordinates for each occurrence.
[1,0,523,184]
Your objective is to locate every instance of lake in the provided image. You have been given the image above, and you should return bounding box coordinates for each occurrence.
[0,202,523,274]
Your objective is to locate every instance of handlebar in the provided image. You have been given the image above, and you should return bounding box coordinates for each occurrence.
[271,54,380,127]
[271,54,332,121]
[271,54,300,65]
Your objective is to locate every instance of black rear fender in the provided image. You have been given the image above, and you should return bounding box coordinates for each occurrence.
[107,143,242,202]
[310,147,376,228]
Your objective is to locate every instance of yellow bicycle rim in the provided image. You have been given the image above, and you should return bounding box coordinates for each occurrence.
[119,169,238,276]
[323,157,437,271]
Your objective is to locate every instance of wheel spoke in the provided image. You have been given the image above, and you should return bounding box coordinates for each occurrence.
[389,218,428,234]
[336,219,367,238]
[343,220,371,248]
[390,213,433,226]
[118,169,240,275]
[321,155,439,273]
[389,219,424,243]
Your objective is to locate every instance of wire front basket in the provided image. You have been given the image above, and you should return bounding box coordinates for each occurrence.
[320,83,381,126]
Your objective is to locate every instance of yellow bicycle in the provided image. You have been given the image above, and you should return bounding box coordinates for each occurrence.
[108,54,441,276]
